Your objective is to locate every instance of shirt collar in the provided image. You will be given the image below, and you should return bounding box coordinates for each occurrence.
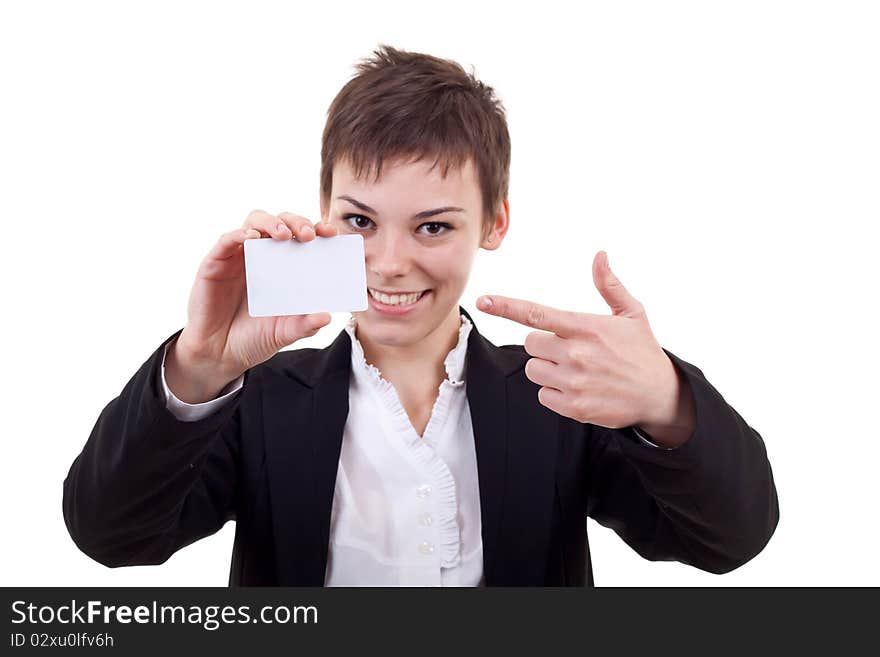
[344,313,473,385]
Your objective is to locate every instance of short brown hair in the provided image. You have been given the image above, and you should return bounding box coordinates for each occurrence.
[320,44,511,230]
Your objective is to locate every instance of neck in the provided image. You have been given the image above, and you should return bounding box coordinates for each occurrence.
[356,307,463,398]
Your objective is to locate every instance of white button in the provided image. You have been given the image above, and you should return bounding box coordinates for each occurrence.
[418,512,434,526]
[419,541,435,555]
[415,484,432,499]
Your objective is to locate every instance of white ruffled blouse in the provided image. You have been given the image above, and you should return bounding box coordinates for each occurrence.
[160,314,485,587]
[325,314,484,586]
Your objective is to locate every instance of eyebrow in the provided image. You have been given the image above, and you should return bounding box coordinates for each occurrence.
[336,195,465,220]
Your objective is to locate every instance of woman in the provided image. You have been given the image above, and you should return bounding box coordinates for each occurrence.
[63,44,779,586]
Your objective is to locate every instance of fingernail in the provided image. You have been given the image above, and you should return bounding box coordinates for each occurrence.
[276,223,289,233]
[304,225,315,235]
[478,296,493,309]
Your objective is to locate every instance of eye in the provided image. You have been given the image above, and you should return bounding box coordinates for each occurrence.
[417,222,453,237]
[342,214,375,230]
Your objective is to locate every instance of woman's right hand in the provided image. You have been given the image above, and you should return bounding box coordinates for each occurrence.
[166,210,339,403]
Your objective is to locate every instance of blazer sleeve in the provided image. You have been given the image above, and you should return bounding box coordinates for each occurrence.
[585,348,779,575]
[63,329,247,568]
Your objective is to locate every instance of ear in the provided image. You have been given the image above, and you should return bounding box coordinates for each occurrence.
[319,196,328,222]
[481,198,510,251]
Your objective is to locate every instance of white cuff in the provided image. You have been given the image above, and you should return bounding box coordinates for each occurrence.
[160,341,244,422]
[631,425,676,451]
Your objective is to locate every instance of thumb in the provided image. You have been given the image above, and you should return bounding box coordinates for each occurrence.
[277,312,331,347]
[305,312,332,332]
[592,251,644,318]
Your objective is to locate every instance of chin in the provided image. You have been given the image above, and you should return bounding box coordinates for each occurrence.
[354,303,456,346]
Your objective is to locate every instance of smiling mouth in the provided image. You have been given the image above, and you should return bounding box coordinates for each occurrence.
[367,288,430,306]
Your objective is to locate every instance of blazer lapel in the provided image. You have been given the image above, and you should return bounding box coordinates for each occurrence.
[462,307,560,585]
[463,310,508,584]
[262,328,351,585]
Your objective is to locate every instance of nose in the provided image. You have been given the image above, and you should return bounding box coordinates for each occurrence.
[367,230,412,280]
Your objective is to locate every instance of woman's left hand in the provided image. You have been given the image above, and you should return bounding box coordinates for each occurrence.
[476,251,696,448]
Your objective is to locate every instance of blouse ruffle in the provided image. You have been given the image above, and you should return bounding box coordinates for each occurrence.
[343,314,473,568]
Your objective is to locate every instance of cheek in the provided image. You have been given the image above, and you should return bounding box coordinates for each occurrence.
[423,246,476,288]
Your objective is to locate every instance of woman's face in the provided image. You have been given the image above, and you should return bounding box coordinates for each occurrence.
[322,155,507,350]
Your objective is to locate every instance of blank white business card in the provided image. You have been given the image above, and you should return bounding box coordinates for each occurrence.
[243,235,367,317]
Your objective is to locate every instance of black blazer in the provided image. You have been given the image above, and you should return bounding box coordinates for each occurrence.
[63,307,779,586]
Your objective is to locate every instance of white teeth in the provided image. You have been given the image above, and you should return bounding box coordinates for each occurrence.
[368,289,425,306]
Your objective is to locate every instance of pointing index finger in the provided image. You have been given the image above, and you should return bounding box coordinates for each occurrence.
[477,295,586,337]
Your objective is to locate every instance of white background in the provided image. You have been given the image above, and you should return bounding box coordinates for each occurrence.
[1,0,877,586]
